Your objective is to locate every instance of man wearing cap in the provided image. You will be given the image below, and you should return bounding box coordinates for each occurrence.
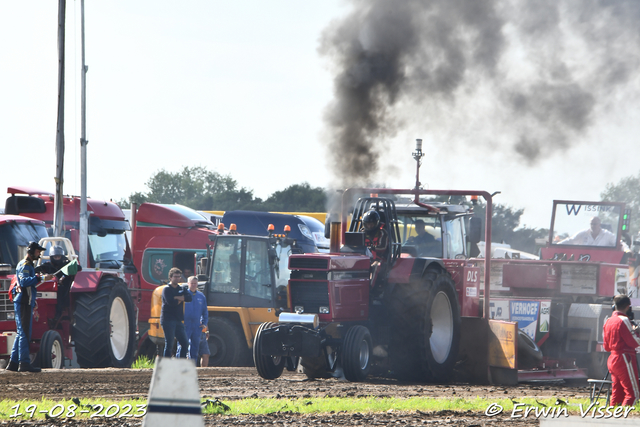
[6,242,53,372]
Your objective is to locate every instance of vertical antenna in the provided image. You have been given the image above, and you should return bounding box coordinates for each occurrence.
[412,139,424,201]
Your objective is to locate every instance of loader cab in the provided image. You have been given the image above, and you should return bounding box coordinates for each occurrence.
[204,234,291,310]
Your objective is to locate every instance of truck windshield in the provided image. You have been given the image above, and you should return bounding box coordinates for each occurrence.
[0,221,49,268]
[88,232,127,268]
[552,202,622,248]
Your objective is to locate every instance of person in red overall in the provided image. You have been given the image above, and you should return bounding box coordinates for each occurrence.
[603,294,640,406]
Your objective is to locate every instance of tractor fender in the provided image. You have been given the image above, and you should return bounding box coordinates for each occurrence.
[387,257,446,295]
[70,270,117,292]
[388,257,446,283]
[414,258,447,279]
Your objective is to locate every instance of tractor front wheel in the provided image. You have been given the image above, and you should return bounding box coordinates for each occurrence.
[253,322,285,380]
[342,325,372,382]
[39,330,64,369]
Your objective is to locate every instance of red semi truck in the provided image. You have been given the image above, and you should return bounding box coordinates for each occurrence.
[0,187,220,368]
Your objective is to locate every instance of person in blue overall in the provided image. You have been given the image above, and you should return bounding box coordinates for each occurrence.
[179,275,209,363]
[6,242,53,372]
[161,267,192,358]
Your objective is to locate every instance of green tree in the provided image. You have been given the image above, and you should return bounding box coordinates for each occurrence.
[118,166,257,210]
[601,171,640,236]
[263,183,326,212]
[117,167,328,213]
[469,202,547,255]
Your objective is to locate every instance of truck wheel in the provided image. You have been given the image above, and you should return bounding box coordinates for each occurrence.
[421,270,461,382]
[73,276,137,368]
[517,330,543,369]
[253,322,285,380]
[342,325,372,382]
[207,317,246,366]
[587,352,609,379]
[39,330,64,369]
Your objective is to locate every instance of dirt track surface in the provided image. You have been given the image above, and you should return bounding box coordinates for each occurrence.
[0,367,622,426]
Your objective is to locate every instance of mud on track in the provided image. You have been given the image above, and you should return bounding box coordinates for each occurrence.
[0,367,616,426]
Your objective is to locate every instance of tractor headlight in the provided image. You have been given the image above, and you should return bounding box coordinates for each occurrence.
[319,306,329,314]
[294,306,304,313]
[7,312,15,320]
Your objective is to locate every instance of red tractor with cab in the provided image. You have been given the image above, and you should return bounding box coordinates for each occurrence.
[253,188,493,382]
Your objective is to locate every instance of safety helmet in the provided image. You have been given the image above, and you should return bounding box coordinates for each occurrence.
[51,246,66,257]
[26,241,46,254]
[362,210,380,232]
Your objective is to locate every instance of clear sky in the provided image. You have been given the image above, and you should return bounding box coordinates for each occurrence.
[1,1,638,230]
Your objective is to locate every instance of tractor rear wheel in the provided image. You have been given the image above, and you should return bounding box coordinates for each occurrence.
[389,279,430,381]
[253,322,285,380]
[39,330,64,369]
[421,270,461,382]
[342,325,372,382]
[300,355,331,379]
[73,276,137,368]
[207,317,246,366]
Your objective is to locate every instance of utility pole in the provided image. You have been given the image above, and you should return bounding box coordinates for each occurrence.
[79,0,89,267]
[54,0,66,237]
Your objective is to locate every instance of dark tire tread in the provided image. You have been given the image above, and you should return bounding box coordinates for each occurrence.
[253,322,285,380]
[342,325,372,382]
[73,277,137,368]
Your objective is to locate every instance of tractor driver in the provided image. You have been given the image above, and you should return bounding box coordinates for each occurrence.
[407,220,435,246]
[406,219,441,257]
[37,245,81,328]
[361,210,389,262]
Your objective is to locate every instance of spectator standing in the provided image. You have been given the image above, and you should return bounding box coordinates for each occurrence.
[179,276,209,362]
[160,268,192,358]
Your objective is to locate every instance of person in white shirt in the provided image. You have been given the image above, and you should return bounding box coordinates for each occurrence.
[560,216,617,246]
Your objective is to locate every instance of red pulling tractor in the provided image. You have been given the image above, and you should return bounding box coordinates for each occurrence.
[253,189,633,384]
[253,188,493,382]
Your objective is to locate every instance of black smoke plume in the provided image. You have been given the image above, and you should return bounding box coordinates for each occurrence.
[320,0,640,187]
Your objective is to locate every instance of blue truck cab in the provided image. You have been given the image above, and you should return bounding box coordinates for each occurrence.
[221,211,329,253]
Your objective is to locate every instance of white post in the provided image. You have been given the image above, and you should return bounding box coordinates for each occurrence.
[79,0,89,267]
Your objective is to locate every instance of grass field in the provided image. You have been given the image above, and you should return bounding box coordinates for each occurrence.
[1,396,636,420]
